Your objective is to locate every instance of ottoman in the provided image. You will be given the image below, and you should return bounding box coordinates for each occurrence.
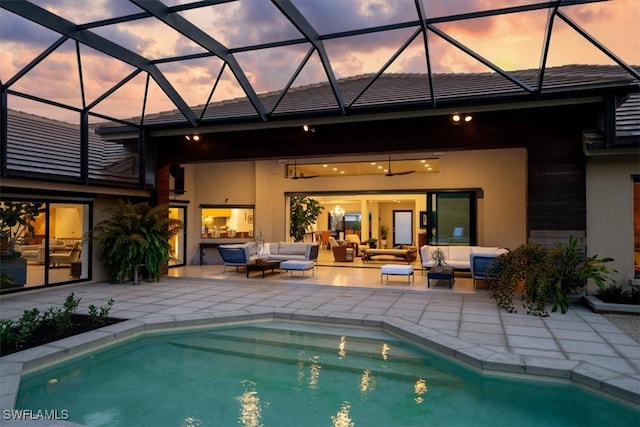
[280,260,315,277]
[381,264,414,285]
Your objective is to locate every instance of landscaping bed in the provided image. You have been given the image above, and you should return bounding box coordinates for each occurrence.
[0,292,125,357]
[0,313,125,357]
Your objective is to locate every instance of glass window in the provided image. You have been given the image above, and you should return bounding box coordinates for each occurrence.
[1,199,90,291]
[427,191,477,246]
[200,205,254,239]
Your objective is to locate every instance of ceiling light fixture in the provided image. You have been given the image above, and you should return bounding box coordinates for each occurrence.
[303,124,316,133]
[452,113,473,124]
[333,205,345,218]
[185,134,200,142]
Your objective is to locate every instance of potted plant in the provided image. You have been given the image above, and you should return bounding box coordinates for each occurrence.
[1,201,45,289]
[364,237,378,248]
[290,196,324,242]
[486,243,557,316]
[86,200,183,284]
[379,224,389,248]
[351,219,361,239]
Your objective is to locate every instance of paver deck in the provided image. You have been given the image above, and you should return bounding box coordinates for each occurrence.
[1,264,638,423]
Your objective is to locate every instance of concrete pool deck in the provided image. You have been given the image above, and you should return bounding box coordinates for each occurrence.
[1,266,639,425]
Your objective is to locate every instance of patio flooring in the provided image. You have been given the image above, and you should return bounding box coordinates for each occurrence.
[1,262,639,423]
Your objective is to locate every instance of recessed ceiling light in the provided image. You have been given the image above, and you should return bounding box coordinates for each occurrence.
[332,167,338,171]
[371,162,376,165]
[323,164,328,167]
[420,160,426,163]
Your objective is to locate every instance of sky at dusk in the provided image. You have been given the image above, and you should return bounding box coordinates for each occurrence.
[0,0,638,124]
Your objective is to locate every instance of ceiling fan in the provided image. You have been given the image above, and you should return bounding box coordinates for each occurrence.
[385,156,415,176]
[289,159,319,179]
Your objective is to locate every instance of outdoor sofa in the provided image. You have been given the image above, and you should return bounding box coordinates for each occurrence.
[419,245,508,271]
[218,241,319,272]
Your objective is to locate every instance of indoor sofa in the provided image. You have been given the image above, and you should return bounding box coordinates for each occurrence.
[17,239,68,264]
[419,245,508,271]
[218,241,319,272]
[362,247,418,264]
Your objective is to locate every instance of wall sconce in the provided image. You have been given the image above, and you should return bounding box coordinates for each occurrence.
[185,134,200,142]
[303,124,316,133]
[452,114,472,124]
[332,205,345,218]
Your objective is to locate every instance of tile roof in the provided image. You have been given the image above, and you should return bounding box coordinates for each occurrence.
[133,64,638,128]
[617,93,640,139]
[6,110,139,184]
[4,65,638,184]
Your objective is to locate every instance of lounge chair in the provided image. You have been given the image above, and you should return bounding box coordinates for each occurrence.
[328,237,354,262]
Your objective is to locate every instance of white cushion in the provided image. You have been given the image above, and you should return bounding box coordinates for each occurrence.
[381,264,413,275]
[448,246,472,261]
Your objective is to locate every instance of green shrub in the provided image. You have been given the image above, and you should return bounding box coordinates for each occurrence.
[88,299,114,326]
[487,237,617,316]
[87,200,183,283]
[42,292,80,334]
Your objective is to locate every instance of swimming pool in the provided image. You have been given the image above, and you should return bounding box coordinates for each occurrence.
[16,320,639,426]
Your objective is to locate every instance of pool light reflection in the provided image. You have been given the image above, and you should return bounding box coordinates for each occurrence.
[414,378,428,404]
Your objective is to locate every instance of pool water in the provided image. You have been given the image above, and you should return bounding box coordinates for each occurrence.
[17,321,639,427]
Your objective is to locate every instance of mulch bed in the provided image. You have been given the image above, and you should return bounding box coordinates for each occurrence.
[1,314,126,357]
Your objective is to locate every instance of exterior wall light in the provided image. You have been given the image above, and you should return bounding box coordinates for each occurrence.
[185,134,200,141]
[303,124,316,132]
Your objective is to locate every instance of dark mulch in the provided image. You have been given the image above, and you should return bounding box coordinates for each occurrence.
[596,295,640,305]
[1,314,126,357]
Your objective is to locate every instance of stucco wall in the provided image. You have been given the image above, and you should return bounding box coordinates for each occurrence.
[586,154,639,291]
[182,148,527,265]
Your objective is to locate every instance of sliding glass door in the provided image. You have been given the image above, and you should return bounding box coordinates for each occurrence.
[427,191,476,245]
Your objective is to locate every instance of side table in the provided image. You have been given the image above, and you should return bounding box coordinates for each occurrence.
[427,266,455,288]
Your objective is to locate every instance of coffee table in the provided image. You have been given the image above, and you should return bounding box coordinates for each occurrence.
[246,259,281,278]
[427,266,455,288]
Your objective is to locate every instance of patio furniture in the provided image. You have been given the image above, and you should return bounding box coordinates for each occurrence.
[246,259,281,278]
[381,264,414,285]
[470,254,501,290]
[428,266,455,288]
[419,245,508,270]
[280,259,315,277]
[218,244,252,272]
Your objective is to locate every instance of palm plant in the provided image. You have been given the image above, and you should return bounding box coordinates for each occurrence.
[87,201,183,283]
